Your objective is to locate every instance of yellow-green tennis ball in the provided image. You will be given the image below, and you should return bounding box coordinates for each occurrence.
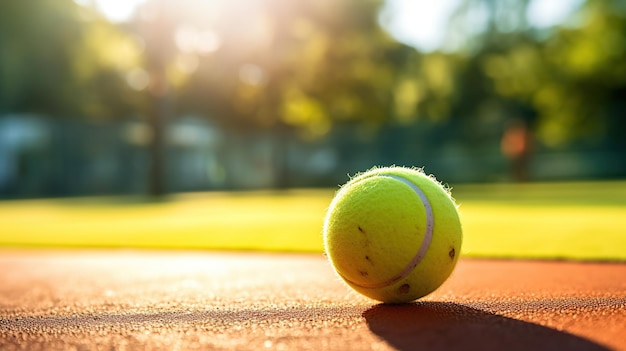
[323,166,462,303]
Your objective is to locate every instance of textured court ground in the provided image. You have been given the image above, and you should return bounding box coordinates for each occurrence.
[1,250,625,350]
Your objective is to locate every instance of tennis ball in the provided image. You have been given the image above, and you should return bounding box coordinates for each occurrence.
[323,166,462,303]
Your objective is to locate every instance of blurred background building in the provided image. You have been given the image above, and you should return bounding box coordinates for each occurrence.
[1,0,625,198]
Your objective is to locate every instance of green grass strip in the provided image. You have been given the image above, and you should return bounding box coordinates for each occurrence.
[1,181,625,261]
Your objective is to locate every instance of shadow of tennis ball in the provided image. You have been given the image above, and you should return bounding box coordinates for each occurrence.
[363,302,608,351]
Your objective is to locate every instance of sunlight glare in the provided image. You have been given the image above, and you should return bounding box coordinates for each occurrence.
[380,0,461,52]
[175,26,222,55]
[92,0,147,22]
[526,0,583,28]
[381,0,584,52]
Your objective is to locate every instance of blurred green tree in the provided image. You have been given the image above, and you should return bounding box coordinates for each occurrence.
[169,0,417,133]
[527,0,626,148]
[0,0,142,119]
[127,0,418,187]
[446,0,626,150]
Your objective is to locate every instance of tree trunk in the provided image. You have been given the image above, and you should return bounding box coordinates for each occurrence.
[148,91,167,197]
[273,122,290,189]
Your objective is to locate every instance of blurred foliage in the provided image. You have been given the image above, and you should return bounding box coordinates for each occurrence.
[448,0,626,148]
[0,0,143,119]
[1,0,625,148]
[150,0,416,139]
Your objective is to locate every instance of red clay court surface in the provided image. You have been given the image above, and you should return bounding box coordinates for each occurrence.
[1,250,625,351]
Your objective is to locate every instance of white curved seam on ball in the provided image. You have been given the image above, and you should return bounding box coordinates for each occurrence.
[342,174,434,289]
